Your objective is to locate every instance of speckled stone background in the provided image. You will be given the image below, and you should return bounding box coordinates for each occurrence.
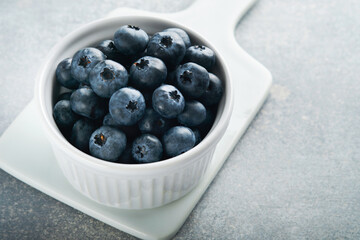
[1,0,360,239]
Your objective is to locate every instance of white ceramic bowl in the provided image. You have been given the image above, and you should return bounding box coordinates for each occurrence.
[35,15,233,209]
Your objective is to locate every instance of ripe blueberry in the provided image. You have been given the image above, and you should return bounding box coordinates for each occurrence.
[89,60,128,98]
[109,87,146,126]
[89,126,127,161]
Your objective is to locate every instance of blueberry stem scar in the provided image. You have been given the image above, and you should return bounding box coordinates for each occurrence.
[169,90,181,102]
[126,100,138,112]
[180,70,192,84]
[78,56,91,67]
[135,59,149,69]
[160,36,173,48]
[94,133,106,146]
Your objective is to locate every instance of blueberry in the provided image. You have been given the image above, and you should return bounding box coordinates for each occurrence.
[117,146,136,164]
[192,128,202,145]
[177,100,206,127]
[165,70,176,85]
[56,91,73,102]
[163,126,195,157]
[163,28,191,49]
[184,45,215,71]
[103,113,119,127]
[132,134,163,163]
[109,87,146,126]
[199,73,223,106]
[71,48,106,84]
[138,108,172,136]
[53,99,79,135]
[146,31,186,70]
[175,62,210,99]
[56,58,79,89]
[103,112,141,140]
[95,39,123,62]
[152,84,185,119]
[89,60,128,98]
[71,118,99,153]
[198,108,216,137]
[89,126,127,161]
[114,25,149,56]
[70,87,107,119]
[129,56,167,90]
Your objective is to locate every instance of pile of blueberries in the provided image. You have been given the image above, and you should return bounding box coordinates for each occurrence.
[53,25,223,164]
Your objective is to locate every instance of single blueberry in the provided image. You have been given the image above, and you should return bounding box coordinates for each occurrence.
[163,126,195,157]
[146,31,186,70]
[199,73,223,106]
[103,113,120,127]
[103,112,141,140]
[89,60,128,98]
[70,87,107,119]
[175,62,210,99]
[129,56,167,90]
[152,84,185,119]
[95,40,123,62]
[198,108,216,137]
[71,48,106,84]
[163,28,191,49]
[184,45,215,71]
[89,126,127,162]
[138,108,172,136]
[56,91,73,102]
[53,99,79,136]
[114,25,149,56]
[132,134,163,163]
[177,100,206,127]
[192,128,202,145]
[116,146,137,164]
[71,118,99,153]
[56,58,79,89]
[109,87,146,126]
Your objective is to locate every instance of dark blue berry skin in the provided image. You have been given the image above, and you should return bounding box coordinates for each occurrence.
[177,100,206,127]
[114,25,149,56]
[109,87,146,126]
[89,60,128,98]
[199,73,223,107]
[198,108,216,137]
[95,40,123,62]
[165,70,176,85]
[71,118,99,153]
[192,128,202,145]
[116,146,136,164]
[103,113,119,127]
[163,28,191,49]
[138,108,171,136]
[132,134,163,163]
[163,126,195,157]
[129,56,167,90]
[103,113,141,140]
[56,58,79,89]
[71,48,106,84]
[184,45,215,71]
[89,126,127,161]
[53,100,79,136]
[70,87,107,120]
[175,62,210,99]
[146,31,186,70]
[56,91,73,102]
[152,84,185,119]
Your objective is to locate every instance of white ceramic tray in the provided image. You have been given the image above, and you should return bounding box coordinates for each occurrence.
[0,0,272,239]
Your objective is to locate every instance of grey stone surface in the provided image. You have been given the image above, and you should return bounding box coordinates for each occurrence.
[1,0,360,239]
